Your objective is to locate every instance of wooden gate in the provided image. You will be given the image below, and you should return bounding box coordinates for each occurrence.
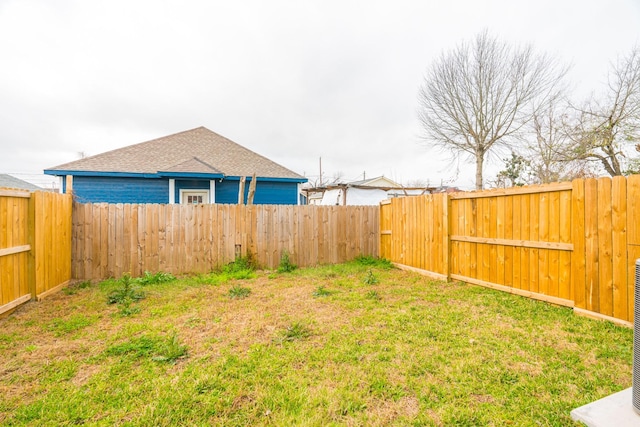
[0,189,72,315]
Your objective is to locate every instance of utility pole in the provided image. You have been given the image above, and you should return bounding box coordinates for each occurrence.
[319,157,323,186]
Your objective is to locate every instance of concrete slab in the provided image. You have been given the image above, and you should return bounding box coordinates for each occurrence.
[570,388,640,427]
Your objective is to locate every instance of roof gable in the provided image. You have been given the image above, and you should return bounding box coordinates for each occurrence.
[159,157,222,174]
[46,127,305,180]
[347,176,402,188]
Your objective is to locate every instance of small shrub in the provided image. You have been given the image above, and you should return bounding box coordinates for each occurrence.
[275,322,312,343]
[224,252,259,273]
[223,259,248,274]
[107,274,145,316]
[107,274,145,305]
[277,251,297,273]
[228,284,251,299]
[362,269,379,285]
[219,254,259,281]
[312,286,331,297]
[137,271,176,286]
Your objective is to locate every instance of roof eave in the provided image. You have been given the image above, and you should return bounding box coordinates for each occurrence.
[44,169,307,183]
[222,176,308,183]
[44,170,161,179]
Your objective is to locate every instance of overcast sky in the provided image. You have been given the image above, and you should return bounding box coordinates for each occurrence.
[1,0,639,190]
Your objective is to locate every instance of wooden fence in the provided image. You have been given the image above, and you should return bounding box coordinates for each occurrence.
[380,176,640,326]
[0,189,73,315]
[72,203,379,280]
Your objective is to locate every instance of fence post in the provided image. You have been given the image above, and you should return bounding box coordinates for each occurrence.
[444,193,451,282]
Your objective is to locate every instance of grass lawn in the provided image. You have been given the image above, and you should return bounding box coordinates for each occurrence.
[0,257,632,426]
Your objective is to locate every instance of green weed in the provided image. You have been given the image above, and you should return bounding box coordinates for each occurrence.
[152,333,188,364]
[312,286,332,297]
[224,253,259,273]
[362,269,379,285]
[107,274,145,305]
[137,271,176,286]
[353,255,393,269]
[277,250,297,273]
[218,254,258,281]
[228,284,251,299]
[365,290,381,300]
[275,322,312,343]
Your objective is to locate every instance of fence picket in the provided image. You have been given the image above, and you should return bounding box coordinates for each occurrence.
[612,176,628,320]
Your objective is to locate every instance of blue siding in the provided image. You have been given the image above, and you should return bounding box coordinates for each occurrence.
[72,176,169,203]
[215,180,240,204]
[216,179,298,205]
[67,175,300,205]
[253,181,298,204]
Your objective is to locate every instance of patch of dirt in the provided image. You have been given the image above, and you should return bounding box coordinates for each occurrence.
[71,364,102,386]
[366,395,420,424]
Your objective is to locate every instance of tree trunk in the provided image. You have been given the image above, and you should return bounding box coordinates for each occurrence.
[475,152,484,190]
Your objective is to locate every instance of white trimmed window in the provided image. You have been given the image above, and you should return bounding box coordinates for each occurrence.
[180,190,210,205]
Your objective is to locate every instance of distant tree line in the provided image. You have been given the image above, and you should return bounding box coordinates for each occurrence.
[418,30,640,189]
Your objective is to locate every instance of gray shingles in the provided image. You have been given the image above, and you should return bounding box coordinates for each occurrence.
[47,127,305,179]
[0,174,42,191]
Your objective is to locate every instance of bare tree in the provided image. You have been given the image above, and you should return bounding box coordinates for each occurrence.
[530,103,566,183]
[328,171,344,185]
[405,178,429,188]
[567,46,640,176]
[418,30,567,189]
[528,102,595,183]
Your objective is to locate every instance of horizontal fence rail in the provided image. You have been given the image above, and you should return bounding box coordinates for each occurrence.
[380,176,640,326]
[72,203,380,280]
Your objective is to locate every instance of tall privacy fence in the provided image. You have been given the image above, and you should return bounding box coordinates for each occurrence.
[380,176,640,326]
[0,189,72,315]
[4,177,638,326]
[72,203,379,280]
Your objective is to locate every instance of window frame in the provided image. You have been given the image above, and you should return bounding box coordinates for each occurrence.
[179,189,210,205]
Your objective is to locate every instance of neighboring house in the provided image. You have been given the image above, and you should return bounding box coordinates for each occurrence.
[44,127,308,205]
[304,176,446,206]
[305,176,429,206]
[348,176,402,188]
[0,174,43,192]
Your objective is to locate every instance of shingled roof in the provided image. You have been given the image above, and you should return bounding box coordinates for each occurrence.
[0,174,42,191]
[46,127,305,180]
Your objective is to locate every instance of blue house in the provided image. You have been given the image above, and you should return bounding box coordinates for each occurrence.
[44,127,307,204]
